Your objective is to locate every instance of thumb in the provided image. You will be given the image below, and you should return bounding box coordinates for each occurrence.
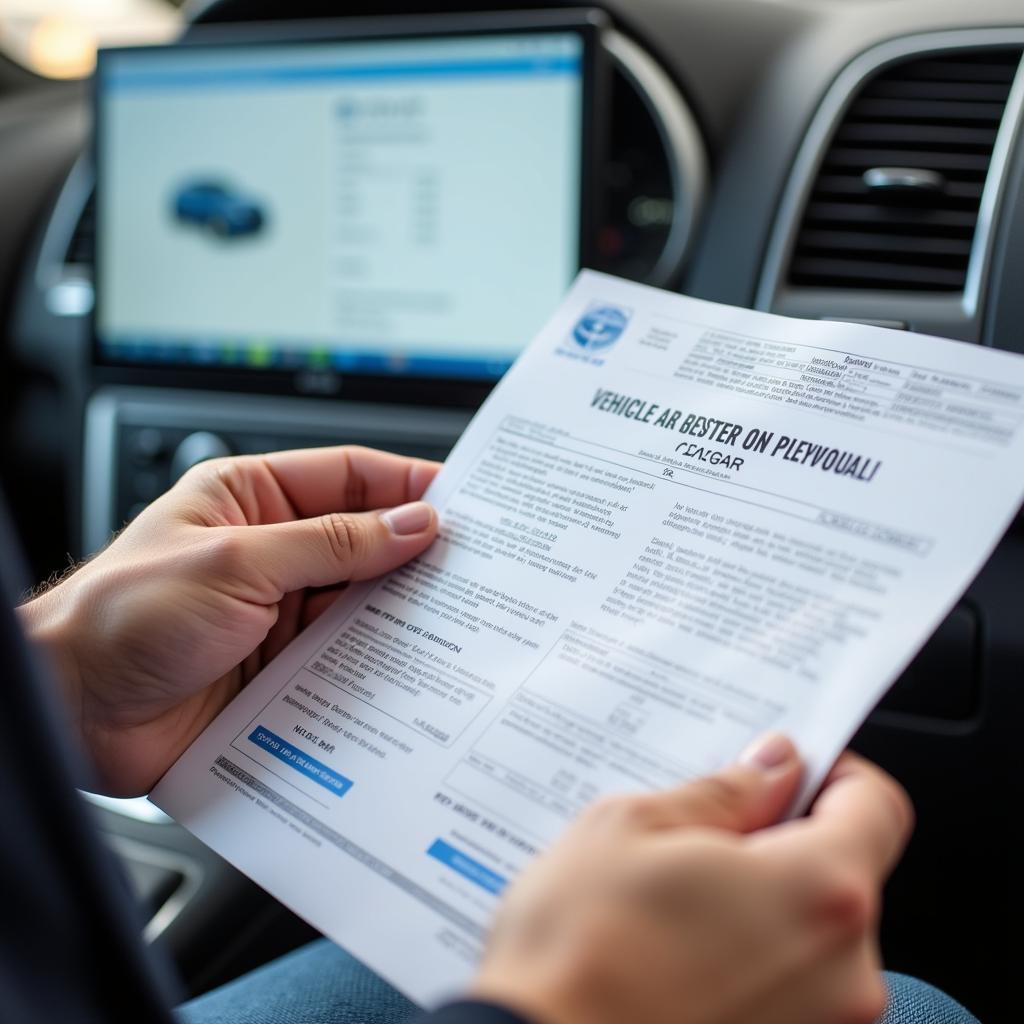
[242,501,438,593]
[642,733,802,834]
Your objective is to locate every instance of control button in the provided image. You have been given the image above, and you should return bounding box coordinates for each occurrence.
[170,431,233,482]
[130,427,166,464]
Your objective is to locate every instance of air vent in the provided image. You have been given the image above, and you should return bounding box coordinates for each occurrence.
[788,47,1022,292]
[65,191,95,268]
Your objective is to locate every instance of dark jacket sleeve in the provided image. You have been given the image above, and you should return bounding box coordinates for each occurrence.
[0,493,181,1023]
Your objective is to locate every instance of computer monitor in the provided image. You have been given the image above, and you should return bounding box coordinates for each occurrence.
[93,14,601,398]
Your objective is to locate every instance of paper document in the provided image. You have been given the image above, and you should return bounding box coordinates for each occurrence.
[152,271,1024,1004]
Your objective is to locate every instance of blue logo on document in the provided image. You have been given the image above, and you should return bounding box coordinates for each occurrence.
[572,303,631,351]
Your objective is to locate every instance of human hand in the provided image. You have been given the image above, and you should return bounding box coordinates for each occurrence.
[18,446,440,796]
[471,736,912,1024]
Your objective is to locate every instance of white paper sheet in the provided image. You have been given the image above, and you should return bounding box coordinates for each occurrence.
[152,271,1024,1005]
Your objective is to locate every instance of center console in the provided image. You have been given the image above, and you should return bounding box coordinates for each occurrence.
[82,389,474,551]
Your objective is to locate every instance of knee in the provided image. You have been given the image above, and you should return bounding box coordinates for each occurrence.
[880,972,980,1024]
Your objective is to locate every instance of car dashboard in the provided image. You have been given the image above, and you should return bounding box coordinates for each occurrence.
[0,0,1020,1019]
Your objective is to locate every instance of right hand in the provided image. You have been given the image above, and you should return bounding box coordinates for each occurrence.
[470,736,913,1024]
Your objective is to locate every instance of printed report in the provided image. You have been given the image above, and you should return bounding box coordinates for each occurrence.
[152,271,1024,1004]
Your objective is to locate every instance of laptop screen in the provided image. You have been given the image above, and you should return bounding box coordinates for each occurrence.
[94,24,590,381]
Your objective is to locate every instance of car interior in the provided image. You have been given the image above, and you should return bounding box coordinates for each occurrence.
[1,0,1020,1020]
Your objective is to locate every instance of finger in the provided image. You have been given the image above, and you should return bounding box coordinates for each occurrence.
[239,501,438,594]
[758,753,913,883]
[593,733,802,835]
[808,753,913,878]
[259,446,441,518]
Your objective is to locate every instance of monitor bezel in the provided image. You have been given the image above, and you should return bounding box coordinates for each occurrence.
[91,9,608,408]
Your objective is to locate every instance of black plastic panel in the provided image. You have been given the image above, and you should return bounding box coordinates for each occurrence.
[873,604,980,722]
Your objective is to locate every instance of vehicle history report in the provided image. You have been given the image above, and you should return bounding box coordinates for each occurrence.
[152,271,1024,1004]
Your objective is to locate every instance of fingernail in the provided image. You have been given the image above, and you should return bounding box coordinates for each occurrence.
[380,501,433,536]
[739,732,796,772]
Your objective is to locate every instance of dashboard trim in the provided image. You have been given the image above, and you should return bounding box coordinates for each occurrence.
[104,833,204,943]
[34,152,94,317]
[603,28,706,287]
[964,39,1024,319]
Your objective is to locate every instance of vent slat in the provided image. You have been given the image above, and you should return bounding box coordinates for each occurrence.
[798,230,973,257]
[886,57,1020,83]
[813,175,983,201]
[835,122,999,148]
[790,257,968,290]
[848,97,1008,123]
[804,201,979,230]
[787,45,1021,293]
[825,147,993,172]
[862,80,1014,103]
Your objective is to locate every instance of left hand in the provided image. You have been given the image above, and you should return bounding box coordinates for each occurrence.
[18,446,440,796]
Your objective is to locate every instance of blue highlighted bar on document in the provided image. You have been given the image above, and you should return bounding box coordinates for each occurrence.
[427,838,507,895]
[248,726,353,798]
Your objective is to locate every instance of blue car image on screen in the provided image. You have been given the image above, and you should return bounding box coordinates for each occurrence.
[172,180,266,238]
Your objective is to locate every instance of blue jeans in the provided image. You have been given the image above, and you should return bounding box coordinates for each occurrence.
[177,938,981,1024]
